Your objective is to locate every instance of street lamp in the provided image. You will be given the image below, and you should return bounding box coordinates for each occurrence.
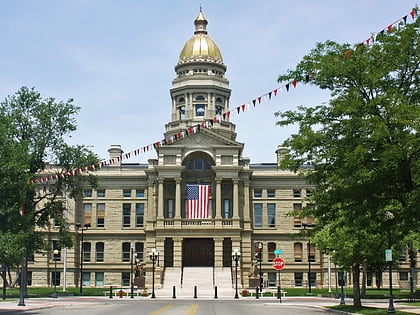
[130,247,135,299]
[149,248,158,299]
[385,211,395,313]
[52,249,59,298]
[255,242,263,291]
[75,222,90,294]
[302,223,312,294]
[232,249,241,299]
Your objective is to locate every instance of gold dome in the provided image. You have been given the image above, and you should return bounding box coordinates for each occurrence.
[178,8,223,63]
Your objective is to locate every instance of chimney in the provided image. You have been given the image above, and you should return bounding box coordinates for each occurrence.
[275,146,289,166]
[108,145,123,166]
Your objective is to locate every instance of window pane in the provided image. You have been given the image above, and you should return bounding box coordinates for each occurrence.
[83,242,91,262]
[83,203,92,225]
[82,272,90,286]
[268,242,276,262]
[294,243,302,262]
[295,272,303,286]
[123,189,131,197]
[97,203,105,228]
[122,272,130,286]
[97,189,106,197]
[254,204,262,228]
[123,204,131,227]
[254,189,262,198]
[96,242,104,262]
[84,189,92,198]
[136,190,145,198]
[122,242,130,262]
[136,203,144,227]
[135,242,144,261]
[95,272,104,286]
[267,203,276,227]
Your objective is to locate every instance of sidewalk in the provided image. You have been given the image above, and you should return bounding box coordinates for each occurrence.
[0,296,419,314]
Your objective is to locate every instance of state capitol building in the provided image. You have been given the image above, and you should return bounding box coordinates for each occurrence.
[29,9,416,296]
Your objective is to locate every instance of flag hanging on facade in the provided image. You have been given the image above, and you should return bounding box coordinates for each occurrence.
[186,184,211,219]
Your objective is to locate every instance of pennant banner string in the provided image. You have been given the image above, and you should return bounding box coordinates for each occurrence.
[30,6,418,185]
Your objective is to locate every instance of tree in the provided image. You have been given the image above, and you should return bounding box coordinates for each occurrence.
[276,16,419,307]
[0,87,98,280]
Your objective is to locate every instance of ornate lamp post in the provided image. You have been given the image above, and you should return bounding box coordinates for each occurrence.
[149,248,158,299]
[52,249,59,298]
[255,242,263,291]
[302,223,312,293]
[385,211,395,313]
[232,249,241,299]
[75,223,90,294]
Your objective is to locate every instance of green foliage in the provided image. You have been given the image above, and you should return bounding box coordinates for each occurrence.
[276,16,419,307]
[0,87,99,267]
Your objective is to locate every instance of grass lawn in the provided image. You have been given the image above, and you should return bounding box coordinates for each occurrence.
[329,305,415,314]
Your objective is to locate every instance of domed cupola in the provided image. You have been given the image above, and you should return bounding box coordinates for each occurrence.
[177,8,225,68]
[166,8,236,141]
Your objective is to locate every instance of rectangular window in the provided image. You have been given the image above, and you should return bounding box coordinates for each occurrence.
[268,272,276,287]
[295,272,303,287]
[254,204,263,228]
[267,203,276,227]
[293,189,301,198]
[96,272,104,286]
[136,189,145,198]
[122,272,130,287]
[399,272,409,281]
[83,242,91,262]
[254,189,262,198]
[135,242,144,261]
[97,203,105,228]
[96,242,104,262]
[267,189,275,198]
[310,272,316,287]
[268,242,276,262]
[97,189,106,198]
[122,242,131,262]
[309,244,316,262]
[223,199,231,219]
[123,204,131,228]
[83,203,92,226]
[293,203,302,227]
[306,189,312,197]
[84,189,92,198]
[123,189,131,197]
[82,272,90,287]
[136,203,144,227]
[294,243,303,262]
[51,271,60,286]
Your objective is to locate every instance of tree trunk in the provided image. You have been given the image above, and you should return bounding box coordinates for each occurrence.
[361,262,366,298]
[352,263,362,308]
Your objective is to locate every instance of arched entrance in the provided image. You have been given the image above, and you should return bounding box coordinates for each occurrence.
[182,238,214,267]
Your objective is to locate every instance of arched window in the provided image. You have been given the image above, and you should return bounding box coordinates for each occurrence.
[268,242,276,262]
[195,95,205,101]
[216,105,223,115]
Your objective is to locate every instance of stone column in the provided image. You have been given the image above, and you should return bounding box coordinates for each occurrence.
[215,178,222,226]
[243,179,251,229]
[174,178,182,227]
[214,238,224,268]
[233,179,240,228]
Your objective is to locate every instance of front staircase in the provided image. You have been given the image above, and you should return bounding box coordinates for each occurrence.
[158,267,236,298]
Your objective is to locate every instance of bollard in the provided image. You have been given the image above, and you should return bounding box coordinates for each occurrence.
[109,286,113,299]
[172,285,176,299]
[256,286,259,299]
[214,286,218,299]
[277,286,282,303]
[193,285,197,299]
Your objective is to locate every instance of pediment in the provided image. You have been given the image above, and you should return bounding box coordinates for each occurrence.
[169,128,242,148]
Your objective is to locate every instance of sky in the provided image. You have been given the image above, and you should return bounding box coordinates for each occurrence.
[0,1,417,163]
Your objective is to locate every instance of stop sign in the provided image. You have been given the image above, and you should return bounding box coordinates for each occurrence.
[272,257,285,270]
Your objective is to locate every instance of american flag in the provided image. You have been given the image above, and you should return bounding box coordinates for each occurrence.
[186,184,211,219]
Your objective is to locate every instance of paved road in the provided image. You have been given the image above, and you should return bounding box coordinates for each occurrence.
[0,299,335,315]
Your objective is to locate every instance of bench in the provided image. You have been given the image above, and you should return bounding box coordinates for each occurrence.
[103,289,142,297]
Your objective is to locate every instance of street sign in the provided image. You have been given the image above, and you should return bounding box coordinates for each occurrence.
[272,257,285,270]
[274,249,282,255]
[385,249,392,262]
